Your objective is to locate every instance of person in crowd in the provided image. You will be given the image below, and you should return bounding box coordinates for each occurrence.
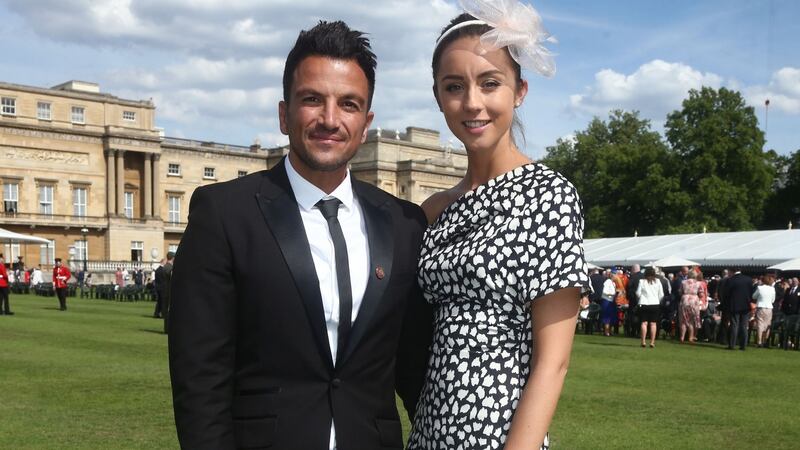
[781,277,799,316]
[31,266,43,286]
[114,267,123,290]
[723,268,754,350]
[52,258,71,311]
[635,266,663,347]
[0,255,13,315]
[625,264,643,337]
[160,252,174,334]
[611,268,628,334]
[679,270,706,343]
[601,270,617,336]
[134,268,144,287]
[152,258,165,319]
[753,274,776,347]
[408,5,589,448]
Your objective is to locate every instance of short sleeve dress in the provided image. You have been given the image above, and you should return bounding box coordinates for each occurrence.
[407,163,591,450]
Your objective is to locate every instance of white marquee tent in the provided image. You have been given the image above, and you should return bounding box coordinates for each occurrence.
[584,229,800,268]
[0,227,50,245]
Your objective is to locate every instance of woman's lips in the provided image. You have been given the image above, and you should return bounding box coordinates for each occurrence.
[463,120,490,134]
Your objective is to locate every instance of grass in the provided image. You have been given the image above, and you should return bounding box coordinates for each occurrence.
[1,293,799,449]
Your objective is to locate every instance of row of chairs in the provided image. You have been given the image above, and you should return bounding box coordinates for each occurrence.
[89,284,154,302]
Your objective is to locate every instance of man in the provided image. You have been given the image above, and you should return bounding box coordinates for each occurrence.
[625,264,643,337]
[152,258,165,318]
[169,21,432,450]
[0,255,12,315]
[160,252,174,334]
[783,278,800,316]
[52,258,71,311]
[723,268,754,350]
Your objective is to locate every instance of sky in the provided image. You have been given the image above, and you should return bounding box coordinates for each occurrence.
[1,0,798,158]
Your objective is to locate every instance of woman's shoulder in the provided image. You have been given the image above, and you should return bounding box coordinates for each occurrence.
[420,186,465,225]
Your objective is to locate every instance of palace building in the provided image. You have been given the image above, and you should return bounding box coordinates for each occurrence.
[0,80,466,271]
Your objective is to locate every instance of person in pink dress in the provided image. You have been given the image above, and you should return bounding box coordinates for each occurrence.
[680,270,706,343]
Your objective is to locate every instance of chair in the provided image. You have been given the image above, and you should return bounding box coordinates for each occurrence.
[779,315,800,350]
[578,303,601,335]
[768,311,785,348]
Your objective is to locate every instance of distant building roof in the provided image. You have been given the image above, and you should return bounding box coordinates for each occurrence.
[584,229,800,268]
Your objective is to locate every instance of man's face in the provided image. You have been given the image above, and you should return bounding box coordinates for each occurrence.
[279,56,374,177]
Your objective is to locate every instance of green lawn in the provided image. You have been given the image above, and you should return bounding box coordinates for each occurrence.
[1,293,798,449]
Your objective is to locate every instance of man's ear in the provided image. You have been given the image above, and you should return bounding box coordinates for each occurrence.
[278,100,289,135]
[361,111,375,143]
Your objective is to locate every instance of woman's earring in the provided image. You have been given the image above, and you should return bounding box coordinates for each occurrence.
[514,102,521,108]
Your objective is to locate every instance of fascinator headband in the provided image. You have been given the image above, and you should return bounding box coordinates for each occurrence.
[436,0,557,77]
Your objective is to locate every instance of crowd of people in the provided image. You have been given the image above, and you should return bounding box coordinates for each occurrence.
[584,264,800,350]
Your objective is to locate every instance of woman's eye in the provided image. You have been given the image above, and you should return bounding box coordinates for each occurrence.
[483,80,501,89]
[444,84,463,92]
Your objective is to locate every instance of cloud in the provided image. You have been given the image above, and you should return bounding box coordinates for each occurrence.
[744,67,800,115]
[568,59,725,119]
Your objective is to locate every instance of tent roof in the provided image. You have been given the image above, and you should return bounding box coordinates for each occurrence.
[0,227,51,245]
[584,229,800,268]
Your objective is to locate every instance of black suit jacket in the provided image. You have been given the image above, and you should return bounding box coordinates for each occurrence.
[783,286,800,315]
[168,159,433,449]
[723,273,754,313]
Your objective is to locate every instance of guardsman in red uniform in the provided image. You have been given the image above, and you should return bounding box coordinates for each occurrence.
[52,258,71,311]
[0,255,12,315]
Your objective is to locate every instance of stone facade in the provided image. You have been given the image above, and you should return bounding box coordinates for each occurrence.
[1,81,466,270]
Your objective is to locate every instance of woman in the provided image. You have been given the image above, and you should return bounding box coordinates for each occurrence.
[635,266,664,347]
[679,270,705,343]
[408,3,590,449]
[601,271,618,336]
[753,274,776,347]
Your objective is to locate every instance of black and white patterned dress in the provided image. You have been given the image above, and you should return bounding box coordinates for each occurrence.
[407,163,590,449]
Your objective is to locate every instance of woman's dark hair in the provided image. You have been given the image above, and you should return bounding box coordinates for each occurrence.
[432,13,526,146]
[645,266,657,282]
[282,20,377,108]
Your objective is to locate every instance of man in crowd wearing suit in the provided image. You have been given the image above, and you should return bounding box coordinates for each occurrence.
[159,252,174,334]
[152,258,165,319]
[168,21,432,449]
[723,268,754,350]
[783,277,800,316]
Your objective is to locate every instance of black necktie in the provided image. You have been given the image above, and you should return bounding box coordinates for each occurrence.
[316,198,352,364]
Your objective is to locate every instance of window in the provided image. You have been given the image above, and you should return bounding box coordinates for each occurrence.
[73,187,87,217]
[124,192,134,218]
[131,241,143,262]
[203,167,216,179]
[167,163,181,176]
[37,102,52,120]
[71,106,85,124]
[39,240,55,267]
[1,97,16,115]
[5,243,21,262]
[122,110,136,121]
[39,185,54,216]
[168,244,179,254]
[3,183,18,213]
[74,239,88,262]
[238,170,248,178]
[167,195,180,223]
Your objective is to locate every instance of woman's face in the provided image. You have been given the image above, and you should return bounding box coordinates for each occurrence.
[434,35,527,153]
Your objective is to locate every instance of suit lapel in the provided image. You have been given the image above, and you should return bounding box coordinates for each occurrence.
[338,181,395,366]
[255,159,334,369]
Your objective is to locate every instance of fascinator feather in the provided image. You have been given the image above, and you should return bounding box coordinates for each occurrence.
[437,0,557,77]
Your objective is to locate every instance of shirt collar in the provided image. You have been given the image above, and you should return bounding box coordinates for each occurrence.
[284,156,354,213]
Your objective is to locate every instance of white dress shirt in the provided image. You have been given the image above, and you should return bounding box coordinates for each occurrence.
[284,157,370,450]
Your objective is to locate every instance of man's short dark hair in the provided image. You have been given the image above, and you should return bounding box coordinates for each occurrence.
[282,20,377,108]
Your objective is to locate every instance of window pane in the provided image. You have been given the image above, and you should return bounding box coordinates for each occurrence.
[1,97,16,115]
[73,188,87,217]
[37,102,51,120]
[71,106,85,123]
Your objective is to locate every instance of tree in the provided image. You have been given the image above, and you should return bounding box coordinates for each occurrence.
[665,87,774,231]
[543,110,684,237]
[762,149,800,229]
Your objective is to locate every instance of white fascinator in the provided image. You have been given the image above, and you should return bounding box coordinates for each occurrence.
[437,0,557,77]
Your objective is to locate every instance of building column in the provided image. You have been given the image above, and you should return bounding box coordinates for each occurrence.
[144,153,153,218]
[105,149,115,216]
[152,154,161,219]
[116,150,125,216]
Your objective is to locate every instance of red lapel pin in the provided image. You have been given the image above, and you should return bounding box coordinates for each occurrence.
[375,266,385,280]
